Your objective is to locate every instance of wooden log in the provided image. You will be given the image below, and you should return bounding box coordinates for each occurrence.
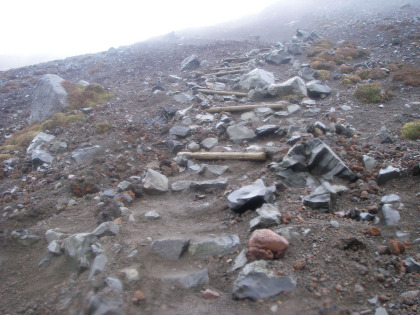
[206,103,287,113]
[207,66,242,72]
[222,57,250,63]
[177,151,266,161]
[196,89,248,97]
[204,69,247,77]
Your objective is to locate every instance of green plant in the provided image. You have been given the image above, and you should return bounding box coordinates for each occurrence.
[340,65,355,74]
[61,81,113,109]
[401,120,420,140]
[95,122,111,134]
[354,83,383,103]
[310,60,335,70]
[41,113,84,132]
[316,70,330,81]
[341,75,362,85]
[356,68,388,80]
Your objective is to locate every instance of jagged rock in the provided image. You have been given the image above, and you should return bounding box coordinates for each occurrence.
[275,227,301,241]
[228,179,275,213]
[171,180,193,191]
[87,294,124,315]
[382,204,401,226]
[92,222,119,237]
[303,184,336,211]
[287,43,303,55]
[247,229,289,261]
[47,240,63,255]
[205,165,229,176]
[88,254,108,280]
[232,260,296,300]
[120,268,140,283]
[164,269,209,289]
[26,132,55,154]
[380,194,401,204]
[117,181,131,192]
[169,125,191,138]
[105,277,123,292]
[189,235,240,258]
[267,76,307,98]
[404,257,420,273]
[200,137,218,150]
[379,126,395,143]
[239,68,275,90]
[181,54,200,71]
[63,233,98,272]
[256,125,279,137]
[263,50,292,64]
[396,232,410,242]
[287,104,301,114]
[71,146,101,163]
[254,107,274,117]
[248,88,267,101]
[28,74,69,123]
[400,290,419,306]
[377,166,401,185]
[45,229,68,244]
[230,249,247,272]
[187,142,200,152]
[143,169,169,194]
[11,230,40,246]
[31,149,54,166]
[306,80,331,97]
[363,155,378,171]
[151,238,190,260]
[249,204,281,231]
[191,178,228,191]
[274,138,357,183]
[226,124,256,144]
[144,211,160,219]
[174,93,193,104]
[299,67,317,81]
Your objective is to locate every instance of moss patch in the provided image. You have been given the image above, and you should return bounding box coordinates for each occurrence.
[95,122,111,134]
[355,68,388,80]
[401,120,420,140]
[316,70,330,81]
[340,75,362,85]
[340,65,355,74]
[354,83,383,103]
[61,81,114,110]
[41,113,84,132]
[392,64,420,87]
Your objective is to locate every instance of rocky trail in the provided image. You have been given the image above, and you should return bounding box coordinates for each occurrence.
[0,1,420,315]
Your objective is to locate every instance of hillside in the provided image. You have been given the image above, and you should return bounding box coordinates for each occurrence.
[0,1,419,314]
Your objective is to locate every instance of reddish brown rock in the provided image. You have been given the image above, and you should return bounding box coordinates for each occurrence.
[202,289,220,299]
[389,240,405,255]
[367,226,381,236]
[246,229,289,262]
[132,290,145,304]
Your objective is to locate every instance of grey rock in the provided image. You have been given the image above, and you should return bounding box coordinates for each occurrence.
[232,260,296,300]
[375,308,388,315]
[379,126,395,143]
[168,75,182,83]
[256,125,279,137]
[254,107,274,117]
[28,74,69,123]
[189,235,240,258]
[26,132,55,154]
[195,113,214,123]
[63,233,98,272]
[47,240,63,255]
[188,142,200,152]
[171,180,193,191]
[227,124,256,144]
[303,184,336,211]
[248,88,268,101]
[363,155,378,171]
[241,111,258,121]
[71,146,101,163]
[227,179,275,213]
[88,254,108,280]
[105,277,123,292]
[151,238,190,260]
[169,125,191,138]
[174,93,193,104]
[144,211,160,219]
[306,81,331,97]
[38,253,55,268]
[404,257,420,273]
[205,165,229,176]
[299,67,317,81]
[396,232,410,242]
[200,138,218,150]
[302,108,321,117]
[267,76,307,98]
[11,230,40,246]
[264,50,292,65]
[92,222,119,237]
[87,294,124,315]
[287,43,303,55]
[143,169,169,194]
[164,269,209,289]
[380,194,401,204]
[287,104,301,114]
[275,227,300,241]
[181,54,200,71]
[230,249,247,272]
[45,229,67,244]
[400,290,419,305]
[239,68,275,90]
[31,149,54,166]
[382,204,401,226]
[117,181,131,192]
[249,203,281,231]
[377,166,401,185]
[190,178,228,191]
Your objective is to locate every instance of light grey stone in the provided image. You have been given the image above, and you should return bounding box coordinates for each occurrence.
[92,222,119,237]
[382,204,401,226]
[363,155,378,171]
[189,235,240,258]
[377,166,401,185]
[181,54,200,71]
[200,138,218,150]
[26,132,55,154]
[63,233,98,272]
[174,93,193,104]
[117,181,131,192]
[164,269,209,289]
[303,184,336,211]
[396,232,410,242]
[31,149,54,165]
[145,211,160,219]
[169,125,191,138]
[267,76,307,98]
[249,204,281,231]
[275,227,300,241]
[47,240,63,255]
[105,277,123,292]
[264,50,292,65]
[151,238,190,260]
[380,194,401,204]
[230,249,247,272]
[71,146,101,163]
[45,229,67,244]
[255,107,274,117]
[88,254,108,280]
[205,165,229,176]
[232,260,296,300]
[11,230,40,246]
[188,142,200,152]
[375,307,388,315]
[171,180,193,191]
[143,169,169,194]
[227,124,256,144]
[287,104,301,114]
[239,68,275,90]
[306,81,331,97]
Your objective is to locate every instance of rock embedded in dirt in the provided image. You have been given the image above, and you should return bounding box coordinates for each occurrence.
[188,235,240,258]
[226,124,256,144]
[88,254,108,280]
[63,233,98,272]
[31,149,54,167]
[305,80,331,97]
[71,146,101,164]
[230,249,247,272]
[142,169,169,194]
[163,269,209,289]
[28,74,69,123]
[169,125,191,138]
[26,132,55,154]
[380,194,401,205]
[105,277,123,292]
[190,178,228,191]
[11,230,40,246]
[381,204,401,226]
[92,221,120,237]
[263,49,292,65]
[400,290,419,306]
[232,260,296,300]
[45,229,68,244]
[363,155,379,171]
[151,238,190,260]
[303,184,337,211]
[144,210,160,219]
[200,137,218,150]
[256,125,279,137]
[249,203,281,231]
[246,229,289,261]
[202,289,220,299]
[239,68,275,90]
[267,76,307,98]
[377,166,402,185]
[404,257,420,273]
[181,54,200,71]
[47,240,63,255]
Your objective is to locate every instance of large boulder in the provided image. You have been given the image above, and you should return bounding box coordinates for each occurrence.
[267,76,307,98]
[306,80,331,97]
[28,74,69,123]
[181,54,200,71]
[63,233,98,272]
[239,68,275,90]
[142,169,169,194]
[26,132,55,154]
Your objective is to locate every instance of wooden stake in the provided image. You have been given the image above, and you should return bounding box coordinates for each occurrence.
[177,151,266,161]
[196,89,248,97]
[203,69,247,77]
[206,103,288,113]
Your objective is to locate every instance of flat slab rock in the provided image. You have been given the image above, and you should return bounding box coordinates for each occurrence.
[232,260,296,300]
[188,235,240,258]
[163,269,209,289]
[151,238,190,260]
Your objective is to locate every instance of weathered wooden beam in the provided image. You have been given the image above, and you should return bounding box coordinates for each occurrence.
[207,66,243,72]
[196,89,248,97]
[222,57,250,63]
[204,69,247,77]
[206,103,287,113]
[177,151,267,161]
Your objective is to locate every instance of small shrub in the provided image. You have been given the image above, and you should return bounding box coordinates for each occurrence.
[340,65,355,74]
[316,70,330,81]
[310,60,335,70]
[62,81,114,109]
[41,113,84,132]
[401,120,420,140]
[95,122,111,134]
[339,41,357,49]
[4,124,42,149]
[313,39,334,49]
[0,154,12,162]
[0,80,24,94]
[392,64,420,87]
[356,68,388,80]
[0,145,19,152]
[341,75,362,85]
[354,83,383,103]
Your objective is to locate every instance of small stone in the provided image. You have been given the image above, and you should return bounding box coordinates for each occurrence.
[92,221,119,237]
[145,211,160,219]
[389,240,405,255]
[200,138,219,150]
[105,277,123,292]
[247,229,289,261]
[293,260,306,270]
[404,257,420,273]
[47,240,63,255]
[368,226,381,236]
[88,254,108,280]
[120,267,140,283]
[164,269,209,289]
[330,220,339,228]
[202,289,220,299]
[132,290,145,304]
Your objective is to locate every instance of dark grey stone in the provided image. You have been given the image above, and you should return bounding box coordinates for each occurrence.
[377,166,401,185]
[256,125,279,137]
[63,233,98,272]
[71,146,101,163]
[404,257,420,273]
[287,43,303,55]
[181,54,200,71]
[151,238,190,260]
[303,184,336,211]
[249,203,281,231]
[169,125,191,138]
[164,269,209,289]
[306,81,331,97]
[190,178,228,191]
[379,126,395,143]
[299,67,317,81]
[264,50,292,64]
[232,261,296,300]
